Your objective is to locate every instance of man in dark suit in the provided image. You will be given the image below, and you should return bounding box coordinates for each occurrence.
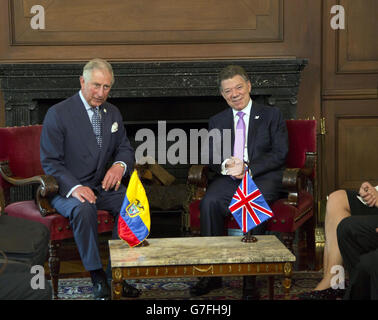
[40,58,139,300]
[190,65,288,298]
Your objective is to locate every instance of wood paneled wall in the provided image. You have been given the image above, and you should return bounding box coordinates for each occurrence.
[321,0,378,197]
[0,0,321,121]
[1,0,377,209]
[11,0,283,45]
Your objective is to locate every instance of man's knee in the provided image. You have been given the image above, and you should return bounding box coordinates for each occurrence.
[72,201,97,224]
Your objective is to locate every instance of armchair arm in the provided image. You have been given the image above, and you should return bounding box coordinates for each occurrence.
[187,151,317,207]
[0,160,59,216]
[283,151,317,206]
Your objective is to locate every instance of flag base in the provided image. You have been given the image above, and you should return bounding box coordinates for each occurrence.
[241,235,258,243]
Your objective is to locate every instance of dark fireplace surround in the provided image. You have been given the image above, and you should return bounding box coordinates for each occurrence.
[0,59,307,125]
[0,58,307,235]
[0,58,307,175]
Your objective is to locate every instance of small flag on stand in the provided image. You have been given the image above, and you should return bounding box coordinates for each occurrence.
[228,172,273,233]
[118,170,150,247]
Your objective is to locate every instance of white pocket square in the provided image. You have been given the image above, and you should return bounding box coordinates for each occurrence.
[111,122,118,133]
[255,115,260,119]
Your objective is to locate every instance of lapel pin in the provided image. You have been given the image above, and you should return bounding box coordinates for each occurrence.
[255,115,260,119]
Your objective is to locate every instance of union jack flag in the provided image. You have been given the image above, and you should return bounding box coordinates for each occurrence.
[228,172,273,233]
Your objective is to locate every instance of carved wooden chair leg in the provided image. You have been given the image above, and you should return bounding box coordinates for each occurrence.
[48,240,61,299]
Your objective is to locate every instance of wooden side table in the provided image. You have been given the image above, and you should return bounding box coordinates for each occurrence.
[109,235,296,300]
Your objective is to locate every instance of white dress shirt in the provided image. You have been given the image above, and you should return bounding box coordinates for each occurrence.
[221,99,252,175]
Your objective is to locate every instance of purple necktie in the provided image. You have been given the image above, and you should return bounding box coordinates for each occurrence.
[233,111,245,161]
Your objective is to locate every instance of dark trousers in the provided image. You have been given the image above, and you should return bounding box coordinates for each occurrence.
[200,175,279,237]
[337,215,378,300]
[51,184,126,271]
[199,175,280,295]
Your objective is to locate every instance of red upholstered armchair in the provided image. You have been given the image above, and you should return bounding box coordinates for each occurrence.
[0,125,115,299]
[188,119,317,253]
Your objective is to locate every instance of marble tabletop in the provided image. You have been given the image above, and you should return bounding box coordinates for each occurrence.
[109,235,295,268]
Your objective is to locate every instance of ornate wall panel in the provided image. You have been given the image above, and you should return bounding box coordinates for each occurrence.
[323,99,378,194]
[337,0,378,73]
[321,0,378,199]
[337,117,378,189]
[11,0,283,45]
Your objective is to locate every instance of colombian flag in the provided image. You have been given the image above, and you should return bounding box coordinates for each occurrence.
[118,170,150,247]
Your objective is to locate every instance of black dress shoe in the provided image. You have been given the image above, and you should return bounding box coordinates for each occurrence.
[122,281,141,298]
[298,287,346,300]
[92,279,111,300]
[190,277,222,296]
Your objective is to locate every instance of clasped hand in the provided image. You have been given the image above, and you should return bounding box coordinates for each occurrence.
[225,156,245,179]
[359,181,378,208]
[72,164,124,203]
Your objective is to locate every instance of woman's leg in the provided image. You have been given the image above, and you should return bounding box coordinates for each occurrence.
[315,190,351,290]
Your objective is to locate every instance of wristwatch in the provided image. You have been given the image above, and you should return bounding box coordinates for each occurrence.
[114,162,125,169]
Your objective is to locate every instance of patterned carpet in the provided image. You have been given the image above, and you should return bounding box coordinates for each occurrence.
[56,271,322,300]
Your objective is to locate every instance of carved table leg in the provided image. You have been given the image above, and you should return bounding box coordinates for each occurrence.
[112,267,123,300]
[282,262,293,300]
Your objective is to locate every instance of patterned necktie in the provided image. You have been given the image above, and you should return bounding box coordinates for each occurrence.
[92,107,102,148]
[233,111,245,161]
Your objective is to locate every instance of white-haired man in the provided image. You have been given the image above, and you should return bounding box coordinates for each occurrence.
[40,58,138,300]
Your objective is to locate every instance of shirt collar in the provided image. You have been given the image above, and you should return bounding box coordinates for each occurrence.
[79,90,102,112]
[79,90,93,112]
[232,98,252,118]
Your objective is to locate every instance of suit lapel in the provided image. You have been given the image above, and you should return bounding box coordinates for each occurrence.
[71,94,100,160]
[247,101,263,161]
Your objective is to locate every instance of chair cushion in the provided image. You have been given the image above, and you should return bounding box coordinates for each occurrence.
[267,191,314,233]
[226,215,240,230]
[5,201,115,241]
[189,200,201,235]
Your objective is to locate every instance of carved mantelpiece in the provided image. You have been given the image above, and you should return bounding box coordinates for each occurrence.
[0,59,307,126]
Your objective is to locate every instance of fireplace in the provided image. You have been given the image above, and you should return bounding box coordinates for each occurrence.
[0,58,307,176]
[0,59,307,236]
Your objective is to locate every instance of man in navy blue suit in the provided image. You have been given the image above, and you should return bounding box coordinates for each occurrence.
[190,65,288,298]
[40,58,138,300]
